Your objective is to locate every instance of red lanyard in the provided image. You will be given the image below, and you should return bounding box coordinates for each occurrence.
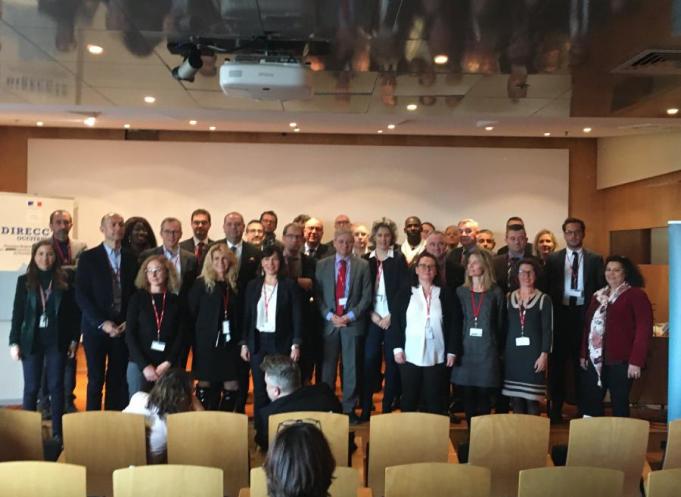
[423,286,432,319]
[519,304,527,334]
[150,292,166,340]
[53,238,72,265]
[262,282,278,320]
[375,259,384,291]
[39,281,53,312]
[222,287,230,320]
[470,290,485,325]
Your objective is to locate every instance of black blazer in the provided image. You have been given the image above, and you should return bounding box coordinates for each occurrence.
[125,289,184,369]
[139,246,198,298]
[392,285,463,357]
[76,244,138,334]
[188,277,241,349]
[243,276,303,355]
[545,248,605,313]
[492,253,545,294]
[363,251,409,316]
[306,243,333,261]
[179,237,215,254]
[216,240,262,293]
[497,243,534,257]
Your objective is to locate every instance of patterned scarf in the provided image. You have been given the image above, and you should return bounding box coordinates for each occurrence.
[588,282,631,386]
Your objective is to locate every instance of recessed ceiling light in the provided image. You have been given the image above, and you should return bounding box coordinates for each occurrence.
[377,130,383,134]
[544,132,551,136]
[667,107,679,115]
[86,44,103,55]
[485,126,494,131]
[387,124,396,130]
[209,126,216,131]
[36,121,44,127]
[123,123,131,129]
[433,54,449,65]
[289,122,297,128]
[406,103,418,111]
[83,117,96,127]
[294,128,300,132]
[583,127,592,133]
[144,95,156,104]
[189,120,197,126]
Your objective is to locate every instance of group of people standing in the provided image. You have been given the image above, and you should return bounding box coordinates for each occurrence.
[9,207,653,445]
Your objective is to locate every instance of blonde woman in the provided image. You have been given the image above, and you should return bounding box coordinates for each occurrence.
[450,249,505,427]
[188,243,241,411]
[533,229,558,265]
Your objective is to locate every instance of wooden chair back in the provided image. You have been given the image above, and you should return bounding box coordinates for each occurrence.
[167,411,248,497]
[113,464,223,497]
[384,462,491,497]
[0,461,85,496]
[663,419,681,469]
[62,411,147,497]
[367,413,450,497]
[566,417,649,497]
[646,468,681,497]
[0,408,43,461]
[517,466,624,497]
[468,414,550,497]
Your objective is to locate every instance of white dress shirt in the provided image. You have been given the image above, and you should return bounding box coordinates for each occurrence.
[563,248,585,305]
[256,283,278,332]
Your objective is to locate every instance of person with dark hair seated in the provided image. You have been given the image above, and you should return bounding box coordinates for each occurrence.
[579,255,652,417]
[255,355,341,451]
[124,368,203,463]
[264,422,336,497]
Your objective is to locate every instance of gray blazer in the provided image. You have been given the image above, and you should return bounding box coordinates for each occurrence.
[315,255,372,337]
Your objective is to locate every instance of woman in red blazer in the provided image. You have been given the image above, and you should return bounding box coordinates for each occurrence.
[580,255,652,417]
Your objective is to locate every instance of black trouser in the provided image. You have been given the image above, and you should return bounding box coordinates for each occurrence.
[235,355,250,414]
[83,331,128,411]
[250,333,278,417]
[548,304,584,418]
[360,322,401,415]
[23,344,66,438]
[581,361,633,417]
[461,385,494,429]
[39,340,78,409]
[399,362,446,414]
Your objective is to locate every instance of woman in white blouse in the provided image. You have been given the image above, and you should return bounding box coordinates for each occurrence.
[241,245,303,415]
[393,252,462,413]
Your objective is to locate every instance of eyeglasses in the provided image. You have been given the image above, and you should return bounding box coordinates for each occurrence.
[416,264,437,270]
[145,268,165,275]
[161,230,181,236]
[276,418,322,433]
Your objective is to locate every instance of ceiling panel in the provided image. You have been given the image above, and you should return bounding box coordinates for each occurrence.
[189,90,283,111]
[95,88,196,108]
[283,94,372,113]
[452,97,555,117]
[79,62,181,90]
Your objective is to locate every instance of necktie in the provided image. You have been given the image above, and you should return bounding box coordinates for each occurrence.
[335,259,347,316]
[230,245,237,254]
[111,251,122,315]
[195,242,205,264]
[571,252,579,289]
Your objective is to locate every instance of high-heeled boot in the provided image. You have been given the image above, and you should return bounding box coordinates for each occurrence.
[196,386,219,410]
[218,389,237,412]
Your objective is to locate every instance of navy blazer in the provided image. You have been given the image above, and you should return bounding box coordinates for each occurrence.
[75,244,139,334]
[545,248,604,314]
[364,250,409,316]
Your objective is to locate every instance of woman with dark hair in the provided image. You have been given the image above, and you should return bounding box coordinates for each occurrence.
[125,255,184,397]
[264,422,335,497]
[240,245,302,415]
[360,217,409,420]
[580,255,652,417]
[122,217,157,258]
[8,240,79,441]
[393,252,460,414]
[124,368,202,463]
[502,258,553,415]
[188,243,241,411]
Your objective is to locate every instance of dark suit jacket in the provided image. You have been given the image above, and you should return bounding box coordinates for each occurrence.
[492,253,545,294]
[139,246,198,298]
[545,248,605,315]
[254,383,342,449]
[243,276,303,354]
[305,243,333,261]
[445,247,472,291]
[364,251,409,316]
[179,237,214,254]
[497,243,534,257]
[217,240,262,293]
[76,244,138,334]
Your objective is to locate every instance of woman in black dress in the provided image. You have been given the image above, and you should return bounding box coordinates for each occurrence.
[188,243,241,411]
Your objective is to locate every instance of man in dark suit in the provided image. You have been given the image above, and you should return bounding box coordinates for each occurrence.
[545,217,604,423]
[445,218,480,290]
[259,210,283,250]
[76,213,138,410]
[179,208,214,269]
[492,224,543,294]
[316,228,372,424]
[496,216,534,256]
[255,355,341,451]
[321,214,351,256]
[221,211,262,412]
[303,217,332,260]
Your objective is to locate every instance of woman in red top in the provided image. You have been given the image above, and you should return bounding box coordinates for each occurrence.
[580,255,652,417]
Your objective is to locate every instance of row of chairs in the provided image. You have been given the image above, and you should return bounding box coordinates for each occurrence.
[1,461,681,497]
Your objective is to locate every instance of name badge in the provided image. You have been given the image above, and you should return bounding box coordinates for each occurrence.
[39,313,48,328]
[516,336,531,347]
[338,297,348,306]
[222,320,231,342]
[151,340,166,351]
[469,327,483,337]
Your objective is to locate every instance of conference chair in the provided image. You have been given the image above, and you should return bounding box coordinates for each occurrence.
[517,466,624,497]
[0,461,86,497]
[367,413,450,497]
[646,468,681,497]
[0,408,43,461]
[241,466,371,497]
[566,417,650,497]
[62,411,146,497]
[384,462,491,497]
[468,414,550,497]
[113,465,223,497]
[662,419,681,469]
[268,411,349,466]
[167,411,248,497]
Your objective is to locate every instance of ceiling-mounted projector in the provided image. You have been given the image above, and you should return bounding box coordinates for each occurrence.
[219,57,312,101]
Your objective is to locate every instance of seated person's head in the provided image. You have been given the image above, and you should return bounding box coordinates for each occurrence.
[147,369,194,417]
[264,422,336,497]
[261,355,301,401]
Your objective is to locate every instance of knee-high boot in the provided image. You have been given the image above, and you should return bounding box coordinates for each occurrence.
[219,389,237,412]
[196,386,220,410]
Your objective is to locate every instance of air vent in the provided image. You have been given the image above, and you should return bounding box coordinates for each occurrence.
[612,49,681,75]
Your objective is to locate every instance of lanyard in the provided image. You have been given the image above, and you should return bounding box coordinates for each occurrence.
[150,292,166,341]
[53,238,72,265]
[519,303,527,336]
[375,259,384,292]
[262,282,278,321]
[470,290,485,326]
[39,281,53,313]
[423,286,432,319]
[222,287,230,321]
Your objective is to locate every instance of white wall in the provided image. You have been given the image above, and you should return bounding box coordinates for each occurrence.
[27,139,569,248]
[598,131,681,189]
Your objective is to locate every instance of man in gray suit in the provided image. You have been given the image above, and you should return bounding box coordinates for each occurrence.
[315,228,372,424]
